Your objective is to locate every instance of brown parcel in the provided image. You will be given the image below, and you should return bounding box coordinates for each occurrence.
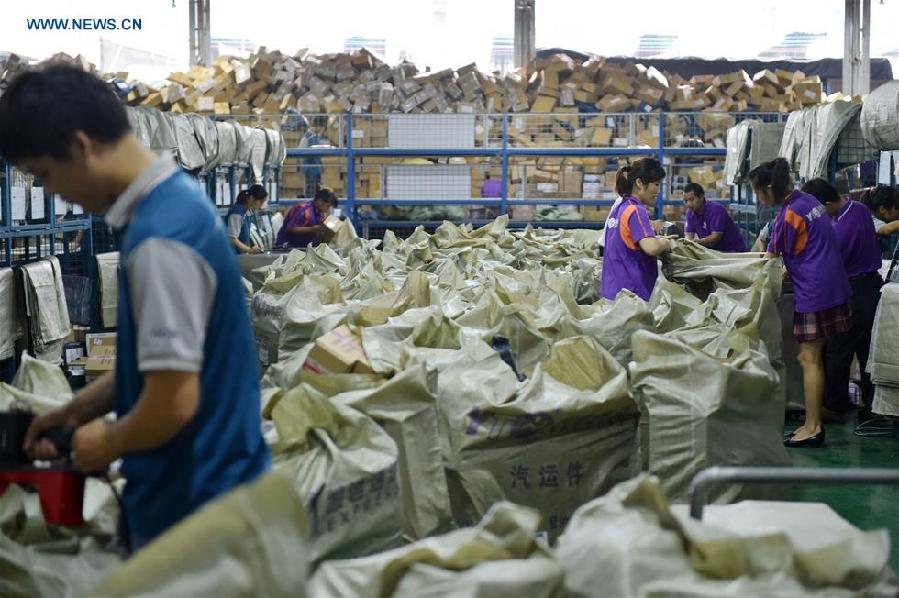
[304,325,374,374]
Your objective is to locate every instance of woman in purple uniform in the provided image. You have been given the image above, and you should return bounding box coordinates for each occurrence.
[749,160,852,448]
[600,158,675,302]
[802,178,883,420]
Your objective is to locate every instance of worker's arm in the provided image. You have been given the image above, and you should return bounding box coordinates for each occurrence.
[284,224,325,236]
[694,205,731,248]
[72,237,217,469]
[694,231,724,247]
[638,236,674,257]
[24,371,116,459]
[112,371,198,451]
[71,371,199,471]
[230,236,260,254]
[754,222,773,253]
[227,212,260,253]
[623,205,674,257]
[877,220,899,236]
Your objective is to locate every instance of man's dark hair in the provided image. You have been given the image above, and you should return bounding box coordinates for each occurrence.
[801,177,840,205]
[864,184,898,212]
[683,182,705,197]
[247,183,268,200]
[315,186,338,207]
[0,64,130,163]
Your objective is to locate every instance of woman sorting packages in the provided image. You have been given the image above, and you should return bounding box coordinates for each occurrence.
[749,159,852,448]
[276,185,339,249]
[600,158,675,302]
[802,178,883,420]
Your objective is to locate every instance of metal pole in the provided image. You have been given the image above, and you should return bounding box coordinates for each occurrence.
[861,0,871,94]
[189,0,211,66]
[689,467,899,520]
[85,219,98,331]
[501,114,509,216]
[657,113,666,219]
[189,0,196,66]
[514,0,535,70]
[843,0,871,95]
[2,163,11,267]
[346,113,357,230]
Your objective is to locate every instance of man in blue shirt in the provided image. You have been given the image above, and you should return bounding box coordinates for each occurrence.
[0,65,270,552]
[300,117,324,198]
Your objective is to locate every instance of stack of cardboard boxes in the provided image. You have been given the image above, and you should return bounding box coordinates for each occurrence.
[0,49,837,210]
[0,50,849,124]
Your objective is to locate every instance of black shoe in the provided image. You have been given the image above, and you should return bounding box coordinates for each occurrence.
[784,427,826,448]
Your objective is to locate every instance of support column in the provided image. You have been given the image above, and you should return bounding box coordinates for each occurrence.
[189,0,212,66]
[843,0,871,95]
[514,0,535,70]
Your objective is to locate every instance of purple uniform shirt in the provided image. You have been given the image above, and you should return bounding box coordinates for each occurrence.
[481,179,502,198]
[832,200,882,278]
[685,200,747,252]
[767,190,852,313]
[600,196,658,301]
[276,201,325,248]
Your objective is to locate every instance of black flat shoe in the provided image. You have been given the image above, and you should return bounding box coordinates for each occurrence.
[784,427,826,448]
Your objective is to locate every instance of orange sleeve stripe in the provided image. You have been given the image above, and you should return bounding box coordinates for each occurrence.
[783,209,808,254]
[619,205,638,250]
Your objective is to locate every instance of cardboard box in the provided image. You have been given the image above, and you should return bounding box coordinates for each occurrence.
[86,333,116,357]
[560,168,583,194]
[582,182,603,199]
[591,127,614,146]
[303,325,373,375]
[84,353,116,380]
[580,206,608,221]
[596,94,630,112]
[531,95,557,113]
[510,205,536,220]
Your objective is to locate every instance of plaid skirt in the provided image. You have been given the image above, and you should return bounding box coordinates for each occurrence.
[793,302,852,343]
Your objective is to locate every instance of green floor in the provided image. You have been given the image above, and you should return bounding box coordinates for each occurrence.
[784,414,899,571]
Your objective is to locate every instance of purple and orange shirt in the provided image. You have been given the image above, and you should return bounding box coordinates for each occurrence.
[276,201,326,248]
[832,200,882,278]
[767,190,852,313]
[600,196,659,301]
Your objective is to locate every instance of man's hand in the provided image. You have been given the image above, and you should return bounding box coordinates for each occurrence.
[315,224,335,242]
[24,406,80,461]
[72,418,120,472]
[24,372,116,460]
[249,245,263,254]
